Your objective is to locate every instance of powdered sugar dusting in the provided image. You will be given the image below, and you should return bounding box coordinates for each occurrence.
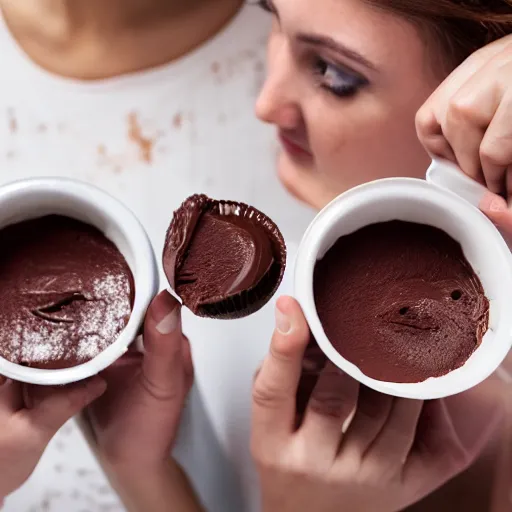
[11,271,132,366]
[0,216,134,369]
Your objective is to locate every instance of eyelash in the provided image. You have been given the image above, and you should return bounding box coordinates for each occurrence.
[312,57,368,98]
[256,0,273,13]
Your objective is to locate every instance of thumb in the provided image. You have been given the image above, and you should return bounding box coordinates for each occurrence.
[142,290,188,400]
[23,377,106,440]
[252,296,310,443]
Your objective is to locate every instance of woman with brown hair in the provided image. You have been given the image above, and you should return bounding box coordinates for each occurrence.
[81,1,511,510]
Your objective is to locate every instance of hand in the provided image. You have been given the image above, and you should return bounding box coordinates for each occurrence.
[82,290,193,473]
[416,34,512,199]
[416,33,512,384]
[0,376,106,501]
[251,296,502,512]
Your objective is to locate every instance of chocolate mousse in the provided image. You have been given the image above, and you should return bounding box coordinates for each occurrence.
[163,194,286,319]
[314,220,489,383]
[0,216,134,369]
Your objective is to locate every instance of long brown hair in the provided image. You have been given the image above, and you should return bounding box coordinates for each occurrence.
[365,0,512,70]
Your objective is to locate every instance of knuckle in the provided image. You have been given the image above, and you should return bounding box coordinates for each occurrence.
[480,139,509,167]
[447,96,476,121]
[139,373,181,402]
[252,381,284,409]
[251,442,279,472]
[415,106,432,133]
[63,388,90,411]
[308,392,350,419]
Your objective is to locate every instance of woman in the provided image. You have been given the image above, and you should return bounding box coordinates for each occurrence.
[85,1,512,510]
[1,1,512,511]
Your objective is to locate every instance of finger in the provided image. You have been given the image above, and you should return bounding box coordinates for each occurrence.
[415,107,457,163]
[0,379,24,417]
[0,375,6,386]
[181,335,194,393]
[252,296,310,444]
[440,59,506,186]
[443,385,504,457]
[142,290,186,398]
[21,377,106,441]
[340,386,394,461]
[296,336,327,424]
[480,92,512,195]
[479,192,512,240]
[506,166,512,203]
[416,39,510,170]
[299,363,359,463]
[402,397,501,499]
[442,104,486,185]
[363,398,423,473]
[403,400,464,498]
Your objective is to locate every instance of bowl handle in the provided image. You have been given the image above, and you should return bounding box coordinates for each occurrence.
[426,158,488,209]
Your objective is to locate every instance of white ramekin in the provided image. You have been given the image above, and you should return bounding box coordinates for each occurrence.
[294,160,512,399]
[0,178,158,385]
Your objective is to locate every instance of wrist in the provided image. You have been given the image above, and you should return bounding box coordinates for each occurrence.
[103,458,203,512]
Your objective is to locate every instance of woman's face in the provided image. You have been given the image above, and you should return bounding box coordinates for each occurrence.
[256,0,446,209]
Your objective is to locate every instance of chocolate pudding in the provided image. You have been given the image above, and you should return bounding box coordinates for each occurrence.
[163,194,286,319]
[0,216,134,369]
[314,221,489,383]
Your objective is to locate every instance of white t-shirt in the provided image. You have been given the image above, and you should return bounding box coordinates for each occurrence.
[0,5,314,512]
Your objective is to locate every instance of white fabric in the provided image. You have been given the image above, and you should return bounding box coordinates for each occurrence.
[0,5,314,512]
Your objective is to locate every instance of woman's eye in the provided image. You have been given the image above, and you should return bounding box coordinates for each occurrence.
[314,59,368,98]
[256,0,274,13]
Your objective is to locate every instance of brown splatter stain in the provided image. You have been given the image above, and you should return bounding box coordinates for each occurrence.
[173,112,183,129]
[242,49,257,60]
[7,109,17,134]
[97,144,106,157]
[211,62,221,74]
[54,464,63,473]
[77,468,94,477]
[127,112,154,164]
[40,498,50,512]
[55,441,65,451]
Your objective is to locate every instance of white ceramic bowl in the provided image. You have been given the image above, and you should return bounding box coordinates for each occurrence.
[0,178,158,385]
[294,163,512,399]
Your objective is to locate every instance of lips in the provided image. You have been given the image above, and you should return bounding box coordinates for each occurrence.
[278,131,312,159]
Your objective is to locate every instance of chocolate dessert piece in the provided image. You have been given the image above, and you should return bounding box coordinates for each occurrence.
[163,194,286,319]
[0,216,134,369]
[314,220,489,383]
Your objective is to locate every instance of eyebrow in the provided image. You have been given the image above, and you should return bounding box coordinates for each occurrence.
[296,33,378,72]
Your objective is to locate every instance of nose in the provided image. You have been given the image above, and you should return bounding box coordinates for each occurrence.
[255,36,301,130]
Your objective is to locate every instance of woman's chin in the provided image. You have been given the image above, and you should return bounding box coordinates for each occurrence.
[277,152,340,211]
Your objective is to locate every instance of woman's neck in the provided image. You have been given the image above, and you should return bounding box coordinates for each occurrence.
[0,0,244,79]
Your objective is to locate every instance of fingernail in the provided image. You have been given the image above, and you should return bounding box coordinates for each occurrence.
[490,197,507,212]
[481,193,507,212]
[151,291,180,335]
[275,303,292,335]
